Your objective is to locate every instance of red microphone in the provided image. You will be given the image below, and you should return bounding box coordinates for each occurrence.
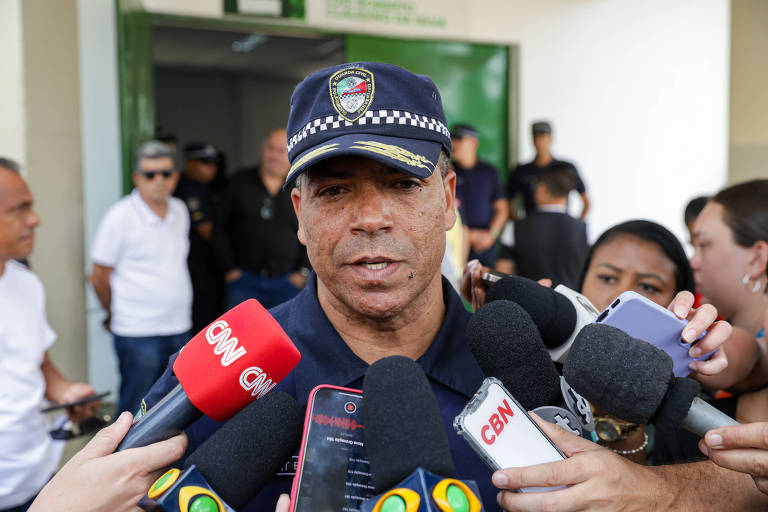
[117,299,300,451]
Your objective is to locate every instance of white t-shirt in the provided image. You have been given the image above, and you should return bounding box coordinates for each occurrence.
[0,261,58,508]
[91,190,193,337]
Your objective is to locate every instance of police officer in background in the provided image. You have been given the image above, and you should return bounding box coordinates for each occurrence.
[174,143,225,334]
[451,124,509,268]
[508,121,590,220]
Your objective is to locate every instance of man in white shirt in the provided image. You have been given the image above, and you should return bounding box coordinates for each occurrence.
[90,142,192,416]
[0,158,99,512]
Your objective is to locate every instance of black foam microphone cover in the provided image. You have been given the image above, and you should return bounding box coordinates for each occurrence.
[486,276,577,349]
[653,377,702,432]
[563,323,674,424]
[363,356,455,494]
[184,391,304,510]
[466,299,562,410]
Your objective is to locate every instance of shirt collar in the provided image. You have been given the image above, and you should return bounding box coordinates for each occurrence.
[284,273,485,402]
[129,189,174,226]
[537,204,568,213]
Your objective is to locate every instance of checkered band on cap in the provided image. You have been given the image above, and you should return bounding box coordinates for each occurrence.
[287,109,450,154]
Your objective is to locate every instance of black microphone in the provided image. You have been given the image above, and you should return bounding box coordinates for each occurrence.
[486,276,599,362]
[563,323,739,436]
[360,356,484,512]
[466,300,593,436]
[362,355,455,493]
[141,391,305,511]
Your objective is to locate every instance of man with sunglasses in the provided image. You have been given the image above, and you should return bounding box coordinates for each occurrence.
[90,141,192,416]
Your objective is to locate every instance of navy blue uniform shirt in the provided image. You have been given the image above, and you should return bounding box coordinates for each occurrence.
[143,273,501,511]
[454,160,505,230]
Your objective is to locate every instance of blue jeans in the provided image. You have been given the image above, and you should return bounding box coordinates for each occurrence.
[113,332,188,415]
[226,270,300,310]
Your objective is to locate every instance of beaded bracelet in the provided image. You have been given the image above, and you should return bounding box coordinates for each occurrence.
[611,432,648,455]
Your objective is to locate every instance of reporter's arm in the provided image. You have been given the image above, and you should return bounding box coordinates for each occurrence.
[30,411,187,512]
[492,414,768,511]
[701,421,768,495]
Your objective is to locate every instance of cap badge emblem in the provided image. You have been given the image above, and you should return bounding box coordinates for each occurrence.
[329,67,375,122]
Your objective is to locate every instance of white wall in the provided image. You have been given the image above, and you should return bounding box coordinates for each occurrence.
[474,0,730,242]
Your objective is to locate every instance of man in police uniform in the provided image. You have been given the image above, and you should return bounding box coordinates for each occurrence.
[451,124,509,268]
[174,143,223,334]
[143,62,497,510]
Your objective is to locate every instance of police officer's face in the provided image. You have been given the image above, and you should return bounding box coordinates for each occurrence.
[292,155,456,320]
[133,156,179,203]
[533,133,552,154]
[0,170,41,261]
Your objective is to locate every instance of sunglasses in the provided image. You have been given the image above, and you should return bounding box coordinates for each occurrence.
[140,170,174,180]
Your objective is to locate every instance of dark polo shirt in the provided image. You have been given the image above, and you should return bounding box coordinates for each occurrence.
[143,273,500,511]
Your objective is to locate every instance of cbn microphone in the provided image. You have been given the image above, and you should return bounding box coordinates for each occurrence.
[361,356,483,511]
[141,391,305,511]
[563,323,739,437]
[486,276,599,363]
[117,299,301,451]
[467,300,593,436]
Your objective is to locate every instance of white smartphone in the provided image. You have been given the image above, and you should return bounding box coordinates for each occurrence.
[454,377,566,493]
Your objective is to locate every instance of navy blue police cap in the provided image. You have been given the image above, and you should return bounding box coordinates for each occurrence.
[283,62,451,190]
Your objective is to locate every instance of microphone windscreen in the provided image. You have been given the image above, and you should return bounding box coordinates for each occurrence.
[486,276,576,349]
[466,300,561,410]
[363,356,455,493]
[563,323,673,424]
[185,391,304,510]
[173,299,301,421]
[653,377,701,432]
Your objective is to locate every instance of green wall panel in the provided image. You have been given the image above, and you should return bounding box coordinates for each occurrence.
[116,0,155,194]
[346,36,508,179]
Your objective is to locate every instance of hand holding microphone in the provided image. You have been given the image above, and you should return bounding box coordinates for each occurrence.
[118,299,300,451]
[700,422,768,495]
[29,411,187,512]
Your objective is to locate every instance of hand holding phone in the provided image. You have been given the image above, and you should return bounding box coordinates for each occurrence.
[595,291,717,377]
[454,378,566,493]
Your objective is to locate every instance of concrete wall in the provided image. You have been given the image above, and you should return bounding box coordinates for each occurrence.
[0,0,88,382]
[729,0,768,184]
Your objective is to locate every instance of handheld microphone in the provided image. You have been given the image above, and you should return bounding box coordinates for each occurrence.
[140,391,305,511]
[117,299,301,451]
[563,323,739,437]
[485,276,599,363]
[466,300,593,435]
[361,356,483,511]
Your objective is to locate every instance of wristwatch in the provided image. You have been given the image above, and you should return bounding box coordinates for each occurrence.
[593,415,642,442]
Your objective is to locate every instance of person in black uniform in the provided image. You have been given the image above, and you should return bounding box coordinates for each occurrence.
[174,142,225,334]
[216,128,310,310]
[497,162,588,288]
[508,121,590,220]
[451,124,509,267]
